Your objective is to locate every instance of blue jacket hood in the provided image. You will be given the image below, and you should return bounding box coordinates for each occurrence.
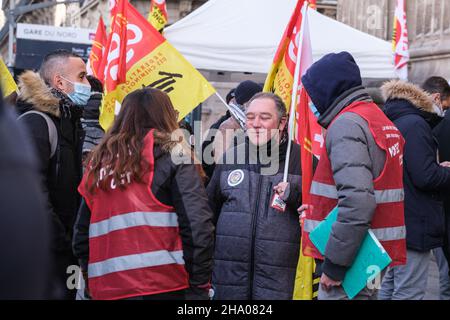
[301,51,362,115]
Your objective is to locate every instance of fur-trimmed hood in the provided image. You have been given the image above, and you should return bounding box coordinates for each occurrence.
[381,80,435,113]
[17,70,60,117]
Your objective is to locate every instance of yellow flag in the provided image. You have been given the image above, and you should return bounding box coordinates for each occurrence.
[293,239,319,300]
[99,0,215,131]
[147,0,168,33]
[0,58,18,97]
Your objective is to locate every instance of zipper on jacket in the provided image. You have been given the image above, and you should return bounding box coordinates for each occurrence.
[249,175,263,300]
[264,182,272,218]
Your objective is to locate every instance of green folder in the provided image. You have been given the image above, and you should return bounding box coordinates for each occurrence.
[309,206,392,299]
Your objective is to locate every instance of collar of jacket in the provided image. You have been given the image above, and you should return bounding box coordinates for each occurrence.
[381,80,436,114]
[318,86,373,129]
[381,80,443,128]
[17,70,61,118]
[245,134,289,167]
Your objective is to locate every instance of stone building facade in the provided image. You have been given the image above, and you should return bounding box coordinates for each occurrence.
[66,0,208,29]
[337,0,450,84]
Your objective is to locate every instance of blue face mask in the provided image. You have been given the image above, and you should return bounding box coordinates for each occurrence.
[61,76,91,106]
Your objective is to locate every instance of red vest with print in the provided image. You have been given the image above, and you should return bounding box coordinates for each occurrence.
[302,101,407,267]
[78,130,189,300]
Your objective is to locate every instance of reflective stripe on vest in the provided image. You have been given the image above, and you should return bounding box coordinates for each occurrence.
[88,249,185,278]
[310,181,404,203]
[303,219,406,242]
[89,211,179,238]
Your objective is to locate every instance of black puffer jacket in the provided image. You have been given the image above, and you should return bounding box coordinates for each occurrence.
[15,70,84,299]
[73,131,215,299]
[15,71,83,255]
[207,137,303,300]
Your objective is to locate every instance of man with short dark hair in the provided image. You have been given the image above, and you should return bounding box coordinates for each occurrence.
[15,49,91,299]
[423,77,450,111]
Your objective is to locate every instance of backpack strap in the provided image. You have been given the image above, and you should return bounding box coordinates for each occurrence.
[18,111,58,158]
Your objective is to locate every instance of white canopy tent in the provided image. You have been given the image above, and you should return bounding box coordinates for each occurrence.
[165,0,396,79]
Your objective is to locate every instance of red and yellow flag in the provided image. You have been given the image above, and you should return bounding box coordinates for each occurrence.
[99,0,215,130]
[392,0,409,80]
[265,0,324,300]
[87,16,108,81]
[263,0,305,112]
[309,0,317,10]
[147,0,168,33]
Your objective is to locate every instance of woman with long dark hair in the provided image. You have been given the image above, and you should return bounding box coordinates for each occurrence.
[73,88,214,300]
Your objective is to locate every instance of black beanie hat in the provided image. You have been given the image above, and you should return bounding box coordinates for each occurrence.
[234,80,263,105]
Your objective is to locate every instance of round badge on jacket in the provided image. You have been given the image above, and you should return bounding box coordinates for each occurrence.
[227,169,244,187]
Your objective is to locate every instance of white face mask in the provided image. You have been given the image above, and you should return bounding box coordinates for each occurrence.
[432,102,445,118]
[60,76,91,106]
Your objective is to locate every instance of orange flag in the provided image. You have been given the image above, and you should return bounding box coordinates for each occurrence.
[87,16,108,81]
[98,0,215,130]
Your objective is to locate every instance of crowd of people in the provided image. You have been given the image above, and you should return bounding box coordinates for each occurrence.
[1,48,450,300]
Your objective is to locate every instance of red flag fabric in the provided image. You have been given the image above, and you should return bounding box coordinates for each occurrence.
[98,0,215,130]
[99,0,128,93]
[87,17,108,81]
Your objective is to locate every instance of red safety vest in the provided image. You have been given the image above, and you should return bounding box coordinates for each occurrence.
[78,129,189,300]
[302,101,407,267]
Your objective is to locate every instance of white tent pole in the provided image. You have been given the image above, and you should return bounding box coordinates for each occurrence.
[282,2,309,183]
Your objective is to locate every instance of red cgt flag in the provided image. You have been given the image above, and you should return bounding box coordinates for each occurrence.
[87,16,108,81]
[98,0,215,130]
[98,0,128,94]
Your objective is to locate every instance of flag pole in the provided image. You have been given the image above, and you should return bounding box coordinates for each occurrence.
[283,2,309,183]
[215,91,231,109]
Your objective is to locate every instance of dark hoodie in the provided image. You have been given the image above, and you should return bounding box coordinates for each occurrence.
[301,52,389,282]
[302,51,363,116]
[383,80,450,251]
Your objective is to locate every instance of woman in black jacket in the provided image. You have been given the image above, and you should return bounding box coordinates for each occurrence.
[73,88,214,300]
